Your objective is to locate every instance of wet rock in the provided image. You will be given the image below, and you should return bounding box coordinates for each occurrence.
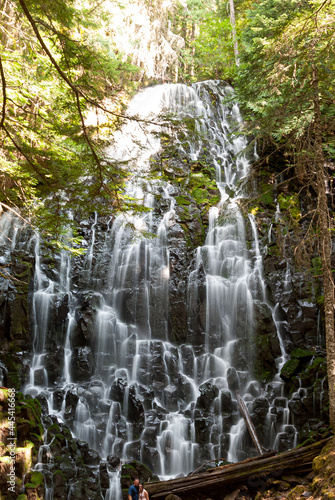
[67,478,103,500]
[220,390,233,413]
[107,455,121,469]
[180,344,195,376]
[176,374,196,404]
[61,392,78,423]
[33,368,46,386]
[52,388,65,412]
[72,346,94,382]
[125,440,141,461]
[197,381,219,409]
[35,392,49,415]
[141,426,157,447]
[227,339,248,371]
[77,441,100,466]
[280,349,315,382]
[163,384,178,411]
[127,386,145,432]
[75,295,101,346]
[59,457,77,480]
[281,358,300,382]
[250,397,270,428]
[137,385,155,410]
[53,470,67,499]
[110,378,127,404]
[44,349,64,384]
[227,368,240,392]
[99,462,109,490]
[164,350,179,379]
[194,416,213,446]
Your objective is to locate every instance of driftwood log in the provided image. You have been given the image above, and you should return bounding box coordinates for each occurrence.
[145,438,331,499]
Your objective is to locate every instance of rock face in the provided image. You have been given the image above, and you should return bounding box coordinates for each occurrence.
[0,81,331,498]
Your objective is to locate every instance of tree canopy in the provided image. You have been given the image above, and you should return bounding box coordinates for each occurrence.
[0,0,139,239]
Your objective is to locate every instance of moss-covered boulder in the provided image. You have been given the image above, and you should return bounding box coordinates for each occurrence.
[280,349,316,382]
[121,460,159,491]
[281,358,301,382]
[0,389,44,499]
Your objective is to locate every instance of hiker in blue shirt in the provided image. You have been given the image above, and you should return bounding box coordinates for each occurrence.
[128,478,140,500]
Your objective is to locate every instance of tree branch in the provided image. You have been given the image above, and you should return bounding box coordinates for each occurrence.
[3,124,52,186]
[0,56,7,129]
[17,0,164,127]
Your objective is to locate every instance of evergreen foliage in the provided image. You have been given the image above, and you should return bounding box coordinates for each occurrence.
[236,0,335,147]
[0,0,138,239]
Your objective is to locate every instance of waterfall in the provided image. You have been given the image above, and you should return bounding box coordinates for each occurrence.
[1,81,309,497]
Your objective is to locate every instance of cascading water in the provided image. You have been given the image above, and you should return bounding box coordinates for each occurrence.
[1,80,319,498]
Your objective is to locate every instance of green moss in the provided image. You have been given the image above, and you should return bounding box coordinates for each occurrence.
[16,495,28,500]
[176,195,190,205]
[280,358,300,381]
[47,423,61,438]
[53,470,66,479]
[278,192,301,220]
[291,348,314,360]
[259,181,275,206]
[29,471,44,487]
[266,244,281,257]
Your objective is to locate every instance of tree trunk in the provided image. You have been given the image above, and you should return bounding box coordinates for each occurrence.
[145,438,330,499]
[312,67,335,431]
[229,0,239,66]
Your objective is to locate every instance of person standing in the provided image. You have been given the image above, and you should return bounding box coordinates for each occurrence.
[128,478,140,500]
[139,482,149,500]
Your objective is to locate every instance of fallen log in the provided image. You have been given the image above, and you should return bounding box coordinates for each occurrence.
[145,438,331,500]
[235,391,264,456]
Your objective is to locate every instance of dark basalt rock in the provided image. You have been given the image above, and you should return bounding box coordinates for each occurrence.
[197,380,219,409]
[110,377,127,403]
[127,385,145,432]
[72,346,94,382]
[220,390,233,413]
[107,455,121,468]
[125,440,141,461]
[226,367,240,393]
[44,349,64,383]
[249,397,270,424]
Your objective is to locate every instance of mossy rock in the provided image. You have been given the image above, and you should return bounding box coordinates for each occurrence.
[46,423,62,440]
[253,334,277,382]
[280,358,300,382]
[27,471,44,487]
[301,357,327,387]
[290,348,314,360]
[126,460,159,482]
[120,474,132,490]
[176,195,191,206]
[16,495,28,500]
[286,484,305,499]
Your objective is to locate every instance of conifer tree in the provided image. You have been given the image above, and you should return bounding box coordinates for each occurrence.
[0,0,138,238]
[236,0,335,429]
